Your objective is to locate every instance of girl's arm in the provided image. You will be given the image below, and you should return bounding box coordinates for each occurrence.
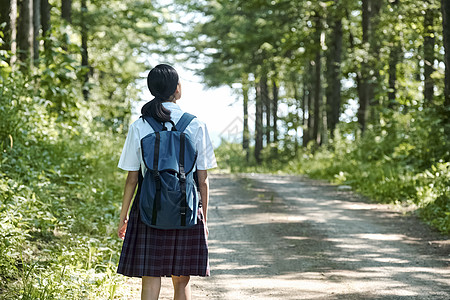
[118,170,139,240]
[197,170,209,233]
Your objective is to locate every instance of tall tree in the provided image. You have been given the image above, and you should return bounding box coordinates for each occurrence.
[80,0,89,101]
[40,0,50,52]
[17,0,34,65]
[0,0,11,51]
[357,0,370,133]
[325,0,343,138]
[32,0,40,61]
[424,5,436,104]
[292,80,301,153]
[10,0,16,66]
[367,0,382,111]
[387,44,400,108]
[304,63,314,147]
[442,0,450,123]
[262,73,270,146]
[301,80,307,148]
[387,0,401,108]
[357,0,382,133]
[242,74,250,162]
[312,13,322,145]
[255,79,263,163]
[61,0,72,22]
[272,79,279,145]
[60,0,71,52]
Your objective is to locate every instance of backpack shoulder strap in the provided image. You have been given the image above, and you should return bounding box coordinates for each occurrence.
[175,113,196,132]
[142,115,164,132]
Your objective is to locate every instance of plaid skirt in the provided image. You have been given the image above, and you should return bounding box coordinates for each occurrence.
[117,184,209,278]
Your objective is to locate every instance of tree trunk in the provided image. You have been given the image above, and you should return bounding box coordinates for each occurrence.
[321,99,328,145]
[61,0,72,22]
[261,74,270,147]
[356,72,369,133]
[9,0,17,66]
[272,79,278,145]
[61,0,71,51]
[362,0,369,42]
[325,2,342,139]
[442,0,450,133]
[293,81,300,154]
[32,0,40,61]
[416,46,422,82]
[17,0,33,65]
[301,81,307,147]
[387,0,401,109]
[358,0,381,133]
[313,30,322,145]
[356,0,369,133]
[242,74,250,162]
[368,0,382,112]
[348,28,368,134]
[81,0,89,101]
[40,0,50,52]
[255,80,263,163]
[358,0,370,133]
[388,45,399,108]
[305,63,314,147]
[0,0,11,51]
[424,7,436,105]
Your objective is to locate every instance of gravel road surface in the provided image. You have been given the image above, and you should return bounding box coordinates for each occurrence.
[124,173,450,299]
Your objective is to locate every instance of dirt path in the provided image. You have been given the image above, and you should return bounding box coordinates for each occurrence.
[124,173,450,299]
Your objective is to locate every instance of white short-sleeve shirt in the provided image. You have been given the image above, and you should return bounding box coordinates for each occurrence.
[118,102,217,173]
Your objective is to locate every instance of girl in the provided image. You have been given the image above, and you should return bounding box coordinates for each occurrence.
[116,64,217,300]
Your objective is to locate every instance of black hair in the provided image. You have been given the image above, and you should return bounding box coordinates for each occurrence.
[141,64,179,123]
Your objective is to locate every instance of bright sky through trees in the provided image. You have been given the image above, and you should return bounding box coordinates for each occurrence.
[132,65,240,147]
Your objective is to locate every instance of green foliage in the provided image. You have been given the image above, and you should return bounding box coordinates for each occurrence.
[0,66,128,298]
[0,0,165,294]
[215,140,296,174]
[0,0,177,298]
[215,108,450,234]
[179,1,449,236]
[416,162,450,233]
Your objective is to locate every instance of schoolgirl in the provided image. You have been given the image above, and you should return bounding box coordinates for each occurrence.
[116,64,217,300]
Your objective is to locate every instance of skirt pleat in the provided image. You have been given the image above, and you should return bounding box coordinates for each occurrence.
[117,191,209,278]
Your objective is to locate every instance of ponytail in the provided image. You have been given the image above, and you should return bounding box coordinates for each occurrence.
[142,64,179,123]
[141,99,171,123]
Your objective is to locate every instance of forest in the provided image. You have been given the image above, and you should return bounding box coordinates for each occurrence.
[0,0,449,298]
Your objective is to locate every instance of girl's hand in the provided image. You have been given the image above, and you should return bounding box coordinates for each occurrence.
[118,217,128,240]
[205,221,209,239]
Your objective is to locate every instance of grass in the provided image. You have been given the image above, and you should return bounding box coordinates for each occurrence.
[0,123,133,299]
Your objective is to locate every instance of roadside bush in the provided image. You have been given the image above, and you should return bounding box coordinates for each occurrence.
[215,109,450,234]
[0,62,129,299]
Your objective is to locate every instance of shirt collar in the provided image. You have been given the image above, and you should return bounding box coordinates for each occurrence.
[161,101,181,110]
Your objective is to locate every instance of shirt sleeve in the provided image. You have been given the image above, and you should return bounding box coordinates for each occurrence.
[195,122,218,170]
[118,124,141,171]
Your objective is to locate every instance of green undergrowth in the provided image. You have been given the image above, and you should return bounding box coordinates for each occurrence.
[215,110,450,235]
[0,76,130,298]
[0,126,129,299]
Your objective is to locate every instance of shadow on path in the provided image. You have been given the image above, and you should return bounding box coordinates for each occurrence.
[198,173,449,300]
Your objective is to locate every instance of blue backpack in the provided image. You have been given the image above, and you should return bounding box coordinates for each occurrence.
[139,113,199,229]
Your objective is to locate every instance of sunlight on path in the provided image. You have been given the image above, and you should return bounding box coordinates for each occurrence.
[121,173,449,299]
